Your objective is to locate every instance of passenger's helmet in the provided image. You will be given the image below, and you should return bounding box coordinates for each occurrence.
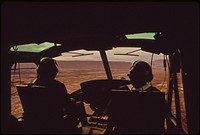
[128,60,153,88]
[37,57,58,79]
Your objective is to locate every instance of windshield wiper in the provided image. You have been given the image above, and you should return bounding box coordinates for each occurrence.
[67,51,94,57]
[114,49,141,56]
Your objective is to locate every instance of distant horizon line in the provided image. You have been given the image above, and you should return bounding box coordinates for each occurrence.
[55,59,163,63]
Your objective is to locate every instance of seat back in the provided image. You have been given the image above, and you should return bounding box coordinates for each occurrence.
[17,85,63,120]
[109,90,166,134]
[16,85,82,133]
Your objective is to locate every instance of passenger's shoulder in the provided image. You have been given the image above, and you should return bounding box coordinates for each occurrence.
[52,80,65,86]
[53,79,63,84]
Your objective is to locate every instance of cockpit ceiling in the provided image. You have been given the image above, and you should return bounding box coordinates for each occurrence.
[2,2,198,51]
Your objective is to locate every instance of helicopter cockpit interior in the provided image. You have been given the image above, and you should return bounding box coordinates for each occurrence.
[1,2,199,134]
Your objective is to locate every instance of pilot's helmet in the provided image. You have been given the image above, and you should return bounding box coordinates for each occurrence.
[37,57,58,79]
[128,60,153,88]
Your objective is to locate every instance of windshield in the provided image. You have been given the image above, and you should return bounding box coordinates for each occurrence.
[53,47,165,92]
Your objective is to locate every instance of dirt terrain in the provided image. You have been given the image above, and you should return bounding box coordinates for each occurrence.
[10,60,187,132]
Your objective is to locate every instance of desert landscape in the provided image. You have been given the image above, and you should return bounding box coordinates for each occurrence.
[10,60,187,132]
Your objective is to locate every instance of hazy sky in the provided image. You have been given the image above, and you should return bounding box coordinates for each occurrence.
[54,47,163,63]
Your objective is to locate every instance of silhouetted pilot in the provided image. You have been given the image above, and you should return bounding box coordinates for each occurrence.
[30,57,85,133]
[127,60,160,92]
[109,60,162,134]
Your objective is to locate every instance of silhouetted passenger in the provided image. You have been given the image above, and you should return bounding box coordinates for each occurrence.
[29,57,83,133]
[127,60,160,92]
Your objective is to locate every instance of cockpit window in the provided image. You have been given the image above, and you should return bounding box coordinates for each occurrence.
[10,42,61,53]
[125,32,157,40]
[106,47,166,88]
[54,50,106,93]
